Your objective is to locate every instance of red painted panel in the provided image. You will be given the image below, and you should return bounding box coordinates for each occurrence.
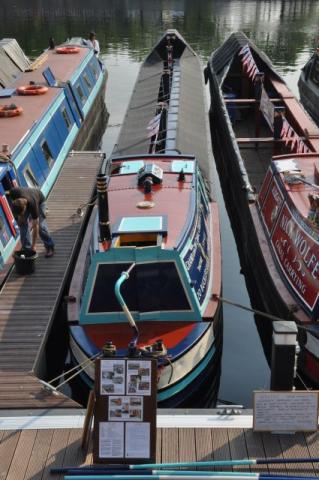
[271,203,319,314]
[260,178,284,235]
[0,196,16,235]
[84,321,196,349]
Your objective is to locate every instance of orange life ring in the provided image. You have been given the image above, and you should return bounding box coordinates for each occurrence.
[56,46,80,54]
[17,85,48,95]
[0,104,23,118]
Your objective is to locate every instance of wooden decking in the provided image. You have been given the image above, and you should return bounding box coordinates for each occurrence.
[1,420,319,479]
[0,151,104,410]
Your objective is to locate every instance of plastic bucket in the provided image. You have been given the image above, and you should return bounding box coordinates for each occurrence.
[14,249,37,275]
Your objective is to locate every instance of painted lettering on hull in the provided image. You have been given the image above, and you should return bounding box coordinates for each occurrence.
[271,204,319,317]
[183,200,210,305]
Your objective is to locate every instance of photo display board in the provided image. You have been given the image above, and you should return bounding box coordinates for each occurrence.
[253,390,319,432]
[93,357,157,464]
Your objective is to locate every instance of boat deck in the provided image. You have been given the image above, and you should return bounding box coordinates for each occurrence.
[1,412,319,479]
[0,151,104,410]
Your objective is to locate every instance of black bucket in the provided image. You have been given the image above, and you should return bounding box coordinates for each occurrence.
[14,249,38,275]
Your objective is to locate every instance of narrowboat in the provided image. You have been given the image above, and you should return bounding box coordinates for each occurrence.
[299,48,319,125]
[206,32,319,385]
[0,37,107,267]
[67,30,222,407]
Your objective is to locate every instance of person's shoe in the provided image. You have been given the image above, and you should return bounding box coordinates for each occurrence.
[45,246,54,258]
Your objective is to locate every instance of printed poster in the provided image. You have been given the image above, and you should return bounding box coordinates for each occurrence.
[100,359,125,395]
[126,360,151,395]
[125,422,150,458]
[99,422,124,458]
[109,396,143,421]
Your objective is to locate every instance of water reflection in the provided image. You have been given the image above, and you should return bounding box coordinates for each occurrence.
[1,0,318,406]
[1,0,318,64]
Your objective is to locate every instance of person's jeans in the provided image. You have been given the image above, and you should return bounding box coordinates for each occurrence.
[19,202,54,250]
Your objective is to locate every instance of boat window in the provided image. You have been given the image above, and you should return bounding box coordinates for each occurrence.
[23,165,39,187]
[76,83,87,105]
[119,161,145,174]
[311,58,319,85]
[88,261,191,313]
[90,60,99,80]
[83,73,92,92]
[61,106,72,130]
[171,160,195,173]
[41,141,54,167]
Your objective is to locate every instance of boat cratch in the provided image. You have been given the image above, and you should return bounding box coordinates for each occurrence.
[0,37,107,267]
[206,32,319,384]
[68,30,222,407]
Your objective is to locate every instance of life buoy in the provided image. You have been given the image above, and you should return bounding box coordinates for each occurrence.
[17,85,48,96]
[0,104,23,118]
[56,46,80,54]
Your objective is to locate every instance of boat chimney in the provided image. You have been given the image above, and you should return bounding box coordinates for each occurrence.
[97,173,111,243]
[144,176,153,194]
[178,169,185,182]
[270,321,298,391]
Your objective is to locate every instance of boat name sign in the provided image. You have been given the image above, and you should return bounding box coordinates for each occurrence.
[271,203,319,315]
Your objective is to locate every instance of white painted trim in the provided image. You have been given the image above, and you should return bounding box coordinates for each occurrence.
[0,413,254,431]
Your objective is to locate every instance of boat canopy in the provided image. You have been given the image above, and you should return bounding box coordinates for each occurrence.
[209,31,281,83]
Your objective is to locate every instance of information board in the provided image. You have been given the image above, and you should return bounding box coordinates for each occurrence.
[253,391,318,432]
[93,357,157,464]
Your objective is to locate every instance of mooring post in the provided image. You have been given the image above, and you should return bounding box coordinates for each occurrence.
[270,321,298,391]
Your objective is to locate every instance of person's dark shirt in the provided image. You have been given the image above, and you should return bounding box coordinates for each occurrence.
[10,187,45,220]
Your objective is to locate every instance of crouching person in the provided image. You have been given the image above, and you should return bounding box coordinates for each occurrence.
[10,187,55,258]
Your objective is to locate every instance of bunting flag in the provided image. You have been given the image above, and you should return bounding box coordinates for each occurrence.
[239,44,260,81]
[239,44,250,56]
[147,113,161,138]
[280,118,310,153]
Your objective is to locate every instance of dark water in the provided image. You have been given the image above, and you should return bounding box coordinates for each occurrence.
[1,0,318,407]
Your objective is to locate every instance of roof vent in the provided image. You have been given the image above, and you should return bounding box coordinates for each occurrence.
[138,164,163,186]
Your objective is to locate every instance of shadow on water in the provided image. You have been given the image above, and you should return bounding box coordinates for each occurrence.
[2,0,319,407]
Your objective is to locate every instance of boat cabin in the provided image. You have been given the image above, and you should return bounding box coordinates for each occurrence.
[78,154,213,326]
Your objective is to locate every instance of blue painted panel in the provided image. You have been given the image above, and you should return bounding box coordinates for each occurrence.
[64,84,82,126]
[183,193,210,306]
[17,146,46,187]
[84,63,97,86]
[51,100,73,144]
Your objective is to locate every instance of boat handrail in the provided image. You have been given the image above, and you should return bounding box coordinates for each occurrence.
[114,262,139,349]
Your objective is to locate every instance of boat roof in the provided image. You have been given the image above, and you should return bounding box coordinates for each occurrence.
[114,29,214,194]
[108,155,196,250]
[0,41,92,153]
[208,31,282,83]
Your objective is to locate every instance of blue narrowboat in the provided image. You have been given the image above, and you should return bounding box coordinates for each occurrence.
[0,38,107,267]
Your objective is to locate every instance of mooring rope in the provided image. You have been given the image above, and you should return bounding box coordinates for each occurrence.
[43,352,101,392]
[213,294,296,324]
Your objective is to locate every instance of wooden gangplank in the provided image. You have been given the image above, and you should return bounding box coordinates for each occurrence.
[0,151,104,410]
[0,422,318,479]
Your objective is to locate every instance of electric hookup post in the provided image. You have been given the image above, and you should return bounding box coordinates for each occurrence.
[93,357,157,464]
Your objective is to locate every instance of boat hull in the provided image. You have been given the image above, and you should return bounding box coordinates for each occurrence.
[207,69,319,385]
[69,307,223,408]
